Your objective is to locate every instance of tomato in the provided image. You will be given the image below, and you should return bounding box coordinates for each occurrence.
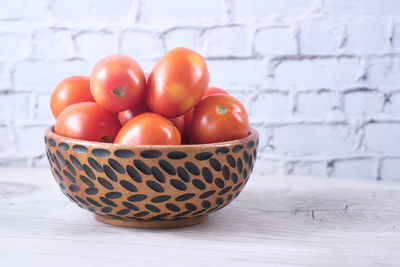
[118,100,150,126]
[146,47,209,118]
[90,54,146,112]
[190,94,249,144]
[55,102,121,142]
[182,87,228,141]
[169,115,184,132]
[117,101,184,132]
[204,87,228,97]
[114,113,181,145]
[50,76,94,118]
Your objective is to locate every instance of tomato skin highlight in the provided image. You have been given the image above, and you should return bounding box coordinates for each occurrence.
[50,76,94,118]
[182,87,228,141]
[90,54,146,112]
[55,102,122,142]
[190,94,249,144]
[146,47,209,118]
[114,113,181,145]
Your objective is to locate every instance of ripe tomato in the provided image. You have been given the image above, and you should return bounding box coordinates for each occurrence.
[118,100,150,126]
[146,47,209,118]
[50,76,94,118]
[190,94,249,144]
[90,54,146,112]
[118,101,184,132]
[55,102,121,142]
[204,87,228,97]
[182,87,228,141]
[169,115,184,132]
[114,113,181,145]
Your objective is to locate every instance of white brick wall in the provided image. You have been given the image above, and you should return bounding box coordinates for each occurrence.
[1,0,400,181]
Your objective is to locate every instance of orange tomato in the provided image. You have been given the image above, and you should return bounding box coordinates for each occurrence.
[182,87,228,141]
[90,54,146,112]
[146,47,209,117]
[190,94,249,144]
[114,113,181,145]
[50,76,94,118]
[55,102,121,142]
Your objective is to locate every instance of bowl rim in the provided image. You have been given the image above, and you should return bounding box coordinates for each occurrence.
[45,126,258,149]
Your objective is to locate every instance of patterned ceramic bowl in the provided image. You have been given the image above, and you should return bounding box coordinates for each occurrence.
[44,126,259,228]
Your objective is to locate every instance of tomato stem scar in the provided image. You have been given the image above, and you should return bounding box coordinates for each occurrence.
[216,105,228,115]
[113,87,126,97]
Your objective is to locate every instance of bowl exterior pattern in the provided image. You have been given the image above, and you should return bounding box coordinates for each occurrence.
[44,128,259,221]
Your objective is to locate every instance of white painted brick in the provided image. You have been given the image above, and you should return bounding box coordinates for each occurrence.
[14,60,89,92]
[384,93,400,117]
[366,56,400,89]
[0,93,30,123]
[252,158,280,174]
[0,126,10,152]
[250,92,291,122]
[323,0,400,18]
[120,32,164,60]
[296,91,336,119]
[53,0,132,22]
[32,30,74,59]
[300,20,342,55]
[393,24,400,53]
[274,125,355,156]
[228,90,252,112]
[254,27,296,56]
[136,59,158,73]
[164,28,204,53]
[205,26,248,57]
[75,32,118,64]
[0,34,29,60]
[207,59,265,88]
[0,0,50,20]
[232,0,315,23]
[140,0,222,24]
[274,58,361,90]
[344,21,388,54]
[364,123,400,155]
[381,158,400,181]
[344,91,383,118]
[35,93,53,121]
[15,126,48,157]
[287,161,328,177]
[332,159,375,179]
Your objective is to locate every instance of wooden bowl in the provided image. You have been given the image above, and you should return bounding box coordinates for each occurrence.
[44,127,259,228]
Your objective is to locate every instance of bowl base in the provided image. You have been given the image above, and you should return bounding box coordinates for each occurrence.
[94,214,208,229]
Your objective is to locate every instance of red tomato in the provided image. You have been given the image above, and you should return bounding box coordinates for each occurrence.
[169,115,184,133]
[190,94,249,144]
[182,87,228,141]
[117,101,184,132]
[55,102,121,142]
[204,87,228,97]
[146,47,209,118]
[90,54,146,112]
[118,101,150,126]
[50,76,94,118]
[114,113,181,145]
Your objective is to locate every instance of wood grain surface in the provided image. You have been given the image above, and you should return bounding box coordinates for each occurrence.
[1,167,400,267]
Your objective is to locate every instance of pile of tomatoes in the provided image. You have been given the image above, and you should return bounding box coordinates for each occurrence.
[51,47,249,145]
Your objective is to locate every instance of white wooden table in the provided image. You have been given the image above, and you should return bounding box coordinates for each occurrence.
[1,167,400,266]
